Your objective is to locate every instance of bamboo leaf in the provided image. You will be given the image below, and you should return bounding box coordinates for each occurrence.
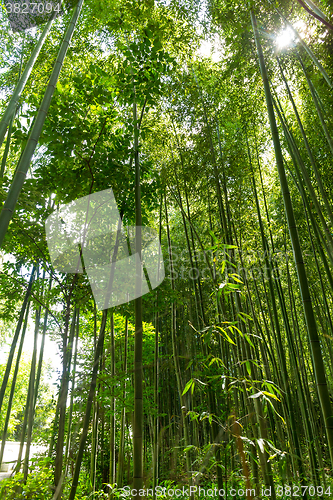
[265,440,283,454]
[221,244,238,249]
[221,260,226,274]
[182,379,194,396]
[264,381,283,397]
[244,333,255,348]
[262,391,281,401]
[229,274,243,284]
[194,378,207,386]
[237,312,253,322]
[224,259,237,268]
[216,326,236,345]
[239,436,255,446]
[257,438,265,454]
[249,391,263,399]
[228,324,243,336]
[208,230,218,243]
[183,445,196,452]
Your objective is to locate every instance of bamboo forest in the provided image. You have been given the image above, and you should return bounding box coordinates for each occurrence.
[1,0,333,498]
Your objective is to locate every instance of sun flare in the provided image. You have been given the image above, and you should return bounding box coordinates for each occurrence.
[275,27,295,49]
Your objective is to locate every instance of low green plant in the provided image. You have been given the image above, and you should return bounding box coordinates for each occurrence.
[0,458,53,499]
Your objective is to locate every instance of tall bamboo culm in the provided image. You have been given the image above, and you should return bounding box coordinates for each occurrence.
[0,0,83,248]
[133,89,143,498]
[0,20,52,149]
[251,9,333,468]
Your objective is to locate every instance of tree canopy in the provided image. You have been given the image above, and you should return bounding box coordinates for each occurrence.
[1,0,333,498]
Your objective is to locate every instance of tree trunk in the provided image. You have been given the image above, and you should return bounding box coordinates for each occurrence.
[54,292,77,488]
[0,299,30,468]
[117,318,128,488]
[133,89,143,498]
[68,309,108,500]
[251,9,333,468]
[0,20,52,148]
[0,266,35,415]
[23,304,41,481]
[109,313,116,495]
[0,0,83,248]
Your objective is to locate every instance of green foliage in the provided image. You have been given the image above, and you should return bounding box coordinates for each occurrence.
[0,457,53,499]
[0,353,54,441]
[1,0,333,493]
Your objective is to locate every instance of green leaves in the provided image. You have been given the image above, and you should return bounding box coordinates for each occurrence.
[115,33,176,107]
[248,391,263,399]
[237,311,253,322]
[182,378,195,395]
[182,377,207,396]
[217,272,244,298]
[215,325,236,345]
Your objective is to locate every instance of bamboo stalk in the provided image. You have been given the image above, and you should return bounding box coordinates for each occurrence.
[0,266,35,414]
[133,86,143,499]
[268,0,333,89]
[272,89,333,266]
[298,54,333,157]
[0,0,83,248]
[117,318,128,488]
[0,299,30,468]
[23,303,41,481]
[165,193,193,492]
[0,20,53,149]
[64,308,80,477]
[152,198,162,498]
[109,313,116,492]
[68,309,108,500]
[251,9,333,468]
[276,56,333,229]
